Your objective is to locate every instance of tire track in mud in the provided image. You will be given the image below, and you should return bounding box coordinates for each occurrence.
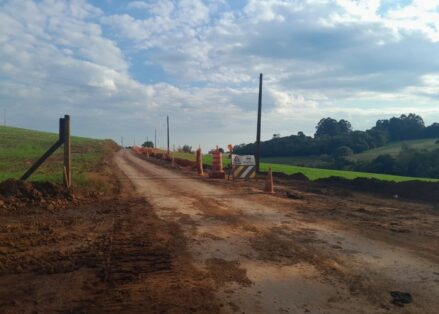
[84,196,221,313]
[0,172,222,313]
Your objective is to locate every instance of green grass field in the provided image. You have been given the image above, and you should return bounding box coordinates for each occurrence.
[0,125,117,190]
[259,163,438,182]
[351,138,439,162]
[261,156,332,168]
[173,151,437,182]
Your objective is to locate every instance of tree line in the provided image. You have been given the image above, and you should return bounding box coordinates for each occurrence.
[234,113,439,178]
[235,114,438,157]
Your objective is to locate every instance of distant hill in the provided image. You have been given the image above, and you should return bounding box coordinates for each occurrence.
[235,113,439,158]
[350,138,439,162]
[235,113,439,178]
[261,138,439,167]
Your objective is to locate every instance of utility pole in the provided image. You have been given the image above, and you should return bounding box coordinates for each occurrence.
[3,108,6,126]
[154,128,157,148]
[256,73,263,173]
[167,115,170,154]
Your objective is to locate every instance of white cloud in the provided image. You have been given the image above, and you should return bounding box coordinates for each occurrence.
[2,0,439,149]
[127,1,150,10]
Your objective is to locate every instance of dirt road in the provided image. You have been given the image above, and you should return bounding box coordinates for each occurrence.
[116,150,439,313]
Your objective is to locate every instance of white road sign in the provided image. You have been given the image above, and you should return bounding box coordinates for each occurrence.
[231,154,256,166]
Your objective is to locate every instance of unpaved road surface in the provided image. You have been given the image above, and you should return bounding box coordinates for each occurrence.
[116,150,439,314]
[0,175,219,313]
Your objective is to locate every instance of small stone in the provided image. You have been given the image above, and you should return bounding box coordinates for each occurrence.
[390,291,412,307]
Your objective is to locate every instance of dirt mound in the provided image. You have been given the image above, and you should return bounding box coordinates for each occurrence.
[316,176,439,202]
[174,157,196,169]
[0,179,69,200]
[272,171,309,181]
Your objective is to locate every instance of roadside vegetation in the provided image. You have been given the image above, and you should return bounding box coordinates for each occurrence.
[171,151,437,182]
[262,138,438,168]
[235,113,439,179]
[350,138,438,162]
[0,125,119,193]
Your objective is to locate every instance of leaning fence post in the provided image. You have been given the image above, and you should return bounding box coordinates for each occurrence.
[63,115,71,188]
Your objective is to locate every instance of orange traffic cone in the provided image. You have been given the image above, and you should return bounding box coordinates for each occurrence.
[264,167,274,194]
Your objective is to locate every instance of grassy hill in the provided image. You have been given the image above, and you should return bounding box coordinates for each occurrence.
[254,138,439,180]
[172,151,437,182]
[349,138,439,162]
[260,138,439,168]
[0,125,118,191]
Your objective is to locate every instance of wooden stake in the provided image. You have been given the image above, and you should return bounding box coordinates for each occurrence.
[63,115,71,188]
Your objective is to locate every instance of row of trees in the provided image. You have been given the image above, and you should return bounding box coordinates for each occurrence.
[233,113,439,178]
[234,130,388,157]
[234,114,438,157]
[141,141,194,154]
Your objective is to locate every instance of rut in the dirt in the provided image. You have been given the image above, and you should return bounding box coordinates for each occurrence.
[100,216,174,284]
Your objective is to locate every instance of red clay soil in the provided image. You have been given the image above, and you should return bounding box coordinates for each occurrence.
[0,181,223,313]
[0,179,69,199]
[3,151,439,313]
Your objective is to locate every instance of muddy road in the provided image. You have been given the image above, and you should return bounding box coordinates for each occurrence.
[116,150,439,314]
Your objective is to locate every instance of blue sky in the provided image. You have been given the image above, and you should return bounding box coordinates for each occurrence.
[1,0,439,150]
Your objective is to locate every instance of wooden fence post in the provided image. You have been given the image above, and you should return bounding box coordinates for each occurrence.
[63,115,71,188]
[21,115,71,190]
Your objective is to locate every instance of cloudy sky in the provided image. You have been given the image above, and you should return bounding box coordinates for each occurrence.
[1,0,439,149]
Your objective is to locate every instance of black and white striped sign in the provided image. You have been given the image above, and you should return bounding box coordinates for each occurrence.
[233,165,256,179]
[231,154,256,179]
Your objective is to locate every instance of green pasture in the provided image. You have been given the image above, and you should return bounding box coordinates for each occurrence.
[350,138,439,162]
[261,156,332,168]
[172,151,437,182]
[0,125,116,189]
